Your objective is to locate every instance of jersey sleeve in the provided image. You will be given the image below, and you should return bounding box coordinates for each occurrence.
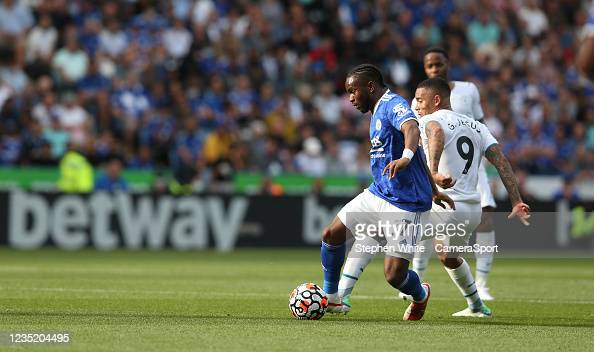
[471,83,484,121]
[479,122,498,155]
[389,98,417,131]
[410,98,420,118]
[418,116,429,150]
[418,115,445,153]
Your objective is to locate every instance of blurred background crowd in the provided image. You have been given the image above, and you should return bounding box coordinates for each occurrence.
[0,0,593,193]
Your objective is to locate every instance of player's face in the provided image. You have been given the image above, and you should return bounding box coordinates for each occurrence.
[423,52,448,79]
[414,87,439,116]
[345,76,372,113]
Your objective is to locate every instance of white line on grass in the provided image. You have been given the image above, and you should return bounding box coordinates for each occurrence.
[1,287,593,305]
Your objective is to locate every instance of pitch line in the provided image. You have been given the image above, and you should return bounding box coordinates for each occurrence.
[0,287,593,305]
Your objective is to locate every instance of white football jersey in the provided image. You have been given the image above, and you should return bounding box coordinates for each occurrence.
[419,109,498,203]
[412,81,484,121]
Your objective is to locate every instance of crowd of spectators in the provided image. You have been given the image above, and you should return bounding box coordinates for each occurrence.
[0,0,593,191]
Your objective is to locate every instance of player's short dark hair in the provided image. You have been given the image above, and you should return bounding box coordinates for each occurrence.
[424,46,449,60]
[417,77,451,98]
[347,64,386,87]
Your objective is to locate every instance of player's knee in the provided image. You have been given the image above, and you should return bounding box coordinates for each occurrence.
[477,209,494,231]
[321,218,347,245]
[440,256,461,269]
[384,263,407,286]
[321,226,342,245]
[321,227,332,243]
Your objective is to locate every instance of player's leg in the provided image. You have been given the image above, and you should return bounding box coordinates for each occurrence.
[475,208,495,300]
[475,162,497,300]
[438,254,491,317]
[384,255,430,320]
[412,239,433,280]
[321,216,348,305]
[435,202,491,317]
[337,235,379,311]
[383,210,431,320]
[323,190,375,312]
[398,230,434,301]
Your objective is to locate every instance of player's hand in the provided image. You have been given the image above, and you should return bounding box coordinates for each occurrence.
[433,192,456,210]
[432,172,456,189]
[508,202,531,226]
[382,158,410,179]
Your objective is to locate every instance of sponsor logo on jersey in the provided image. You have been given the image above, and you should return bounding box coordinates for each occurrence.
[369,136,385,157]
[392,103,409,117]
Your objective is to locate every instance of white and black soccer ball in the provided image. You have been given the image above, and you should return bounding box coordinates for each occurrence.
[289,283,328,320]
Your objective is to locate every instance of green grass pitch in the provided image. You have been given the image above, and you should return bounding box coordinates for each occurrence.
[0,249,593,351]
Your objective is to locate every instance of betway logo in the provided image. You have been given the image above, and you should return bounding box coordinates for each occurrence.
[8,191,248,251]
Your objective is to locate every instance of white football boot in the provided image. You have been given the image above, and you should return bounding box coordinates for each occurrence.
[326,293,351,314]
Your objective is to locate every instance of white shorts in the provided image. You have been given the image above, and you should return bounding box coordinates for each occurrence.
[426,201,482,247]
[477,161,496,209]
[337,189,430,260]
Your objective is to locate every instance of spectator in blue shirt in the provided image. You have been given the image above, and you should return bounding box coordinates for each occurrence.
[94,155,128,192]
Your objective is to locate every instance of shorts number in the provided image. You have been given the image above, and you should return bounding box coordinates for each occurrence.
[456,136,474,174]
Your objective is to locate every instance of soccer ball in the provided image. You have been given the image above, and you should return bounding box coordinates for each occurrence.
[289,283,328,320]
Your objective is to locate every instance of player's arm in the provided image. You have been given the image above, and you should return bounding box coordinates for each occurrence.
[484,143,531,225]
[471,82,485,122]
[424,120,455,188]
[382,119,419,179]
[418,146,456,210]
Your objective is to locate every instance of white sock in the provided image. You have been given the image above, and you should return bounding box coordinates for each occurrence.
[445,258,483,310]
[338,237,376,299]
[475,231,495,287]
[412,239,433,281]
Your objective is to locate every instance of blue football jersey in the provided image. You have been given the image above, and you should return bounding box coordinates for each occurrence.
[367,90,432,212]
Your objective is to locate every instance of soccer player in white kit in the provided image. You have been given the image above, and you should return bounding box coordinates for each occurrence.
[410,47,498,300]
[336,48,500,310]
[414,77,530,316]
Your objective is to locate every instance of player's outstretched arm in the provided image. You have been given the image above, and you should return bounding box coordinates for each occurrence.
[424,121,455,189]
[484,143,531,225]
[382,120,419,179]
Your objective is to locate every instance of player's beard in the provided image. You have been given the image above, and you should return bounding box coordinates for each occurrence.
[359,95,372,113]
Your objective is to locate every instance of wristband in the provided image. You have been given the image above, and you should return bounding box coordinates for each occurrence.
[402,148,414,160]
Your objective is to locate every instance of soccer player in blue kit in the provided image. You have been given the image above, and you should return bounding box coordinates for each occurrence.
[320,64,453,320]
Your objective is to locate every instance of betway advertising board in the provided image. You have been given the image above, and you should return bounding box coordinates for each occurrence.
[0,191,592,253]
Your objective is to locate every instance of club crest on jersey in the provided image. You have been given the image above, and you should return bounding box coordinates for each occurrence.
[375,119,382,130]
[393,103,408,117]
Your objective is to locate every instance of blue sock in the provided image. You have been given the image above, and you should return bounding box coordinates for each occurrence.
[398,270,427,302]
[321,241,346,294]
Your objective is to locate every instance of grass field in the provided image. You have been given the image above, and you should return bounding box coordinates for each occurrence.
[0,249,593,351]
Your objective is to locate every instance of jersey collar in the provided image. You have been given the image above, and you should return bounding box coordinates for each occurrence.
[372,89,390,116]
